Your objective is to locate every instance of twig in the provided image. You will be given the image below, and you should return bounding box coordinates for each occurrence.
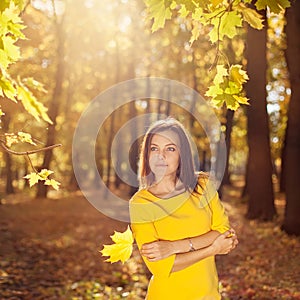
[0,141,62,156]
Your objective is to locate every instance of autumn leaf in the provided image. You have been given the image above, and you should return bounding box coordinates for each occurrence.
[4,131,36,147]
[5,133,19,147]
[38,169,54,180]
[101,226,134,264]
[206,64,249,110]
[255,0,291,14]
[0,77,17,101]
[16,82,53,124]
[229,65,249,87]
[209,11,243,43]
[24,172,42,187]
[44,179,61,190]
[144,0,173,32]
[214,64,228,85]
[240,7,264,30]
[18,131,37,146]
[24,169,60,190]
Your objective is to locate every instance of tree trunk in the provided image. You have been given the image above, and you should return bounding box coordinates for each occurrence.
[245,10,276,220]
[128,100,139,196]
[282,0,300,236]
[2,114,15,195]
[222,109,234,185]
[279,125,287,193]
[36,15,65,198]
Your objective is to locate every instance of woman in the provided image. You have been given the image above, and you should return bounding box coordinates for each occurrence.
[129,118,238,300]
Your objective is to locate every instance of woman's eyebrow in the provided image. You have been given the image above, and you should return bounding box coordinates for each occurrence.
[150,143,177,147]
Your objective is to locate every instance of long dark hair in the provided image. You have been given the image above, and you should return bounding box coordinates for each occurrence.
[138,117,198,191]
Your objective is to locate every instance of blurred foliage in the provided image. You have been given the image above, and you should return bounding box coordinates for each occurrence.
[0,0,293,196]
[144,0,291,110]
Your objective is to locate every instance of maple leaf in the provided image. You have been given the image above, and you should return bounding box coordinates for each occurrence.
[5,133,19,147]
[144,0,173,32]
[18,131,37,146]
[101,226,134,264]
[229,65,249,87]
[255,0,291,14]
[214,64,228,85]
[24,172,42,187]
[44,179,61,190]
[209,11,243,42]
[240,7,264,30]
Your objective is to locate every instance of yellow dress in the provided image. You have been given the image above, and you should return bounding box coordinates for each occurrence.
[129,176,230,300]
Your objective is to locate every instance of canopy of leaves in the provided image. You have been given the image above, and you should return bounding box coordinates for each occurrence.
[0,0,51,123]
[143,0,291,110]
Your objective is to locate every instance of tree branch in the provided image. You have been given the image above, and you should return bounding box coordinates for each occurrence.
[0,141,62,156]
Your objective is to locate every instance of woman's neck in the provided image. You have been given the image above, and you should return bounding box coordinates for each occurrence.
[148,176,185,199]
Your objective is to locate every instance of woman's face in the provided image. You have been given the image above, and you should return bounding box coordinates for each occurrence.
[148,131,180,182]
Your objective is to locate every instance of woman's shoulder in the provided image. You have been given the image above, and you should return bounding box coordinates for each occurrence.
[129,189,153,204]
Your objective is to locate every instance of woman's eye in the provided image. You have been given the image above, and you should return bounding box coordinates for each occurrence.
[167,147,176,152]
[150,146,158,151]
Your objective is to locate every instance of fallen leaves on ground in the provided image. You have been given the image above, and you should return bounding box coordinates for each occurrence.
[0,184,299,299]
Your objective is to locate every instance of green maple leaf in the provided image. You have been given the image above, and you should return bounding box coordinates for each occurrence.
[211,97,225,108]
[241,7,264,29]
[224,81,241,95]
[229,64,249,87]
[255,0,291,13]
[209,11,243,42]
[233,95,249,105]
[205,84,223,98]
[223,93,240,110]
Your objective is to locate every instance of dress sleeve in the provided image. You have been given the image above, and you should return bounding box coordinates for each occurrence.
[129,198,176,278]
[210,192,230,233]
[198,175,230,233]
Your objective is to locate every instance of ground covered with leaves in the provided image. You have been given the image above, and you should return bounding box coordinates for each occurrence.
[0,183,299,300]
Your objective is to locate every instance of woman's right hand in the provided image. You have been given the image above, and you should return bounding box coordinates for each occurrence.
[211,229,238,255]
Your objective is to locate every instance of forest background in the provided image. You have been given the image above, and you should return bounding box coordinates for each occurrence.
[0,0,299,299]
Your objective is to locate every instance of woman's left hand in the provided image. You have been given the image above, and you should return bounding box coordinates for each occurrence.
[141,240,175,261]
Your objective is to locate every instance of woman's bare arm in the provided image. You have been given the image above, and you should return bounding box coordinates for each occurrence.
[141,229,238,271]
[141,229,237,260]
[171,231,237,272]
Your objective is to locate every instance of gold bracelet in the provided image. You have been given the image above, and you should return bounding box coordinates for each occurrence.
[188,238,195,251]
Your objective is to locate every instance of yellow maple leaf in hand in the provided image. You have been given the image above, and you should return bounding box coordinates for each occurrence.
[100,226,134,264]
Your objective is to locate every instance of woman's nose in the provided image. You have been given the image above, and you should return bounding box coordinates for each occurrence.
[156,150,165,159]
